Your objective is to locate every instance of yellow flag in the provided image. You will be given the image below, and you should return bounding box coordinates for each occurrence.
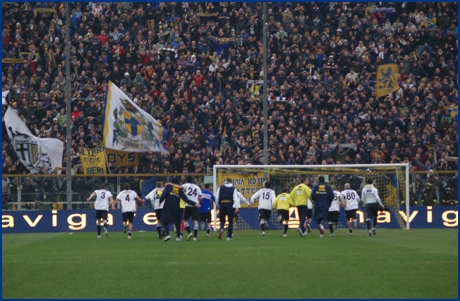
[78,146,107,174]
[444,104,458,120]
[376,64,400,98]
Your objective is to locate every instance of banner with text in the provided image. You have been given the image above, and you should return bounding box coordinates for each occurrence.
[78,146,107,174]
[105,148,139,167]
[217,172,266,206]
[1,207,457,233]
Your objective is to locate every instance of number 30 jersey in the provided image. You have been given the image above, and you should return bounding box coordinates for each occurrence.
[250,188,276,210]
[182,183,202,207]
[116,190,139,213]
[94,189,113,211]
[340,189,360,210]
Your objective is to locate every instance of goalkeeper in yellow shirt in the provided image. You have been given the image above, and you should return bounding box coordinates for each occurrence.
[273,187,294,237]
[290,178,312,237]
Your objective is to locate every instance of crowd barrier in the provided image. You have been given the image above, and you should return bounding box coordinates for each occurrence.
[2,206,457,233]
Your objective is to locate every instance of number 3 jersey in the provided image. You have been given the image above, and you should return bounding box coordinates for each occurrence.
[250,188,276,210]
[116,190,139,213]
[340,189,360,210]
[94,189,113,211]
[182,183,202,207]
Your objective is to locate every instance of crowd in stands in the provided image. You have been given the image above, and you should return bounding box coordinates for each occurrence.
[1,2,458,206]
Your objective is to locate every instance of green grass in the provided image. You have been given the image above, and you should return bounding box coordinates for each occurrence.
[2,228,458,299]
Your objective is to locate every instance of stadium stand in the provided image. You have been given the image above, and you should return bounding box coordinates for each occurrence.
[1,2,458,209]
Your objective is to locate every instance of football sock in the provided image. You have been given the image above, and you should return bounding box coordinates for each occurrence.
[157,226,162,237]
[206,229,211,234]
[366,220,371,230]
[194,224,199,237]
[284,224,288,234]
[104,223,107,229]
[97,225,101,235]
[128,231,132,236]
[329,223,333,234]
[260,222,265,231]
[349,227,353,233]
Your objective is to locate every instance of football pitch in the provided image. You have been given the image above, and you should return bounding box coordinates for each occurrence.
[2,228,457,299]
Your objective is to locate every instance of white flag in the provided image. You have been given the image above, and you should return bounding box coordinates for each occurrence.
[103,81,169,153]
[4,106,64,174]
[2,90,10,105]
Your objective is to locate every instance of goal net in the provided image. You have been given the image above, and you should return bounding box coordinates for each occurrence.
[213,164,410,231]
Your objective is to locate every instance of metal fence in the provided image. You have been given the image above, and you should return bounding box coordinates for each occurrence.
[1,170,457,211]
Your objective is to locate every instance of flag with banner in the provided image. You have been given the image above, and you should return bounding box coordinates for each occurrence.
[2,90,9,105]
[246,80,263,100]
[376,64,400,98]
[103,81,168,153]
[78,145,107,174]
[4,106,63,174]
[444,104,458,121]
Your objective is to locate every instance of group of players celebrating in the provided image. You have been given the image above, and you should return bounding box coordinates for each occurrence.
[87,175,384,240]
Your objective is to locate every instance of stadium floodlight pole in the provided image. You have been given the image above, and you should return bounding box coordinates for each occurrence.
[65,2,72,209]
[262,2,268,165]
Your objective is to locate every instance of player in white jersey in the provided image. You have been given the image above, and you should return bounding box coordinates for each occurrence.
[327,185,341,236]
[233,190,250,229]
[250,181,276,236]
[340,183,360,236]
[144,182,164,239]
[87,184,114,238]
[361,178,385,236]
[182,176,202,241]
[112,183,144,239]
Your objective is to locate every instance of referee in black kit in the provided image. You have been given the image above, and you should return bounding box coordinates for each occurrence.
[216,178,240,241]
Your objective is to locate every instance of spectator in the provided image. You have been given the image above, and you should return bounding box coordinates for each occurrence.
[0,2,457,202]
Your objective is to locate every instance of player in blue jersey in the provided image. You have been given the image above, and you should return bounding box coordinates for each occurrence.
[311,176,335,238]
[199,184,216,237]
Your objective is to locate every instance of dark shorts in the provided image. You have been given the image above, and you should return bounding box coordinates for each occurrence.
[306,209,313,219]
[366,203,379,220]
[122,212,135,223]
[155,209,162,221]
[184,206,200,221]
[327,211,339,223]
[95,210,108,221]
[345,209,357,220]
[258,209,271,221]
[277,209,289,223]
[313,206,329,221]
[200,212,211,222]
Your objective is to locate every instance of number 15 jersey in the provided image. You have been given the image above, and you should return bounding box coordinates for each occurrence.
[116,190,139,213]
[250,188,276,210]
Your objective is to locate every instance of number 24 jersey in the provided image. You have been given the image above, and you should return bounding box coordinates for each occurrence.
[182,183,202,207]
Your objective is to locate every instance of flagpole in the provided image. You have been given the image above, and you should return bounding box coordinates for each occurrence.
[262,2,268,165]
[65,2,72,209]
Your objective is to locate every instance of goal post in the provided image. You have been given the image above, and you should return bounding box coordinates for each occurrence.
[213,164,410,230]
